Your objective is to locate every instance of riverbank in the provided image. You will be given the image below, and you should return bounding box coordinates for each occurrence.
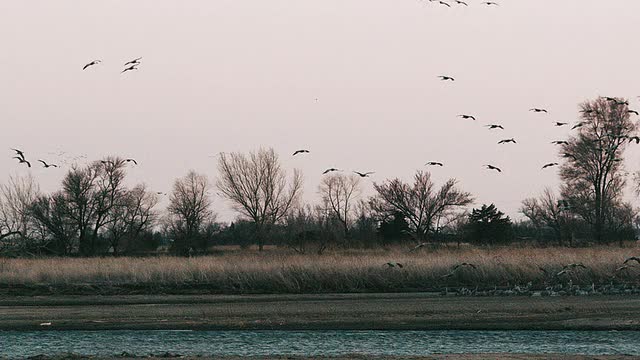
[1,293,639,331]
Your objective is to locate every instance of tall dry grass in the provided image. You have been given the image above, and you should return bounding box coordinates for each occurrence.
[0,246,638,293]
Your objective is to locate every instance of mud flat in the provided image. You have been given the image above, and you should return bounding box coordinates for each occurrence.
[1,293,639,331]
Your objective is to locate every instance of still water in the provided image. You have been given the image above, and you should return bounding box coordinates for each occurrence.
[1,330,638,358]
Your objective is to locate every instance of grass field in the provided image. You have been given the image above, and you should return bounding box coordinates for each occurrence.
[0,246,639,294]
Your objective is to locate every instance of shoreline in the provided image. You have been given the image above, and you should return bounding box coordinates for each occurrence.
[1,293,639,331]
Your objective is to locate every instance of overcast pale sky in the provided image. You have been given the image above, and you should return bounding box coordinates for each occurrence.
[2,0,640,221]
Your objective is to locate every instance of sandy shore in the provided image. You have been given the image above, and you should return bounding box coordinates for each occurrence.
[1,293,640,331]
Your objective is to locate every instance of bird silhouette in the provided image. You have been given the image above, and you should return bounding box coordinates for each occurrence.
[572,122,586,130]
[83,60,101,70]
[481,1,499,5]
[121,65,138,73]
[554,122,568,127]
[628,136,640,144]
[453,0,468,5]
[484,164,501,172]
[38,160,58,168]
[498,138,516,144]
[11,148,25,159]
[529,108,548,113]
[563,263,587,270]
[385,262,404,268]
[125,158,138,165]
[323,168,340,174]
[451,262,478,271]
[437,0,451,6]
[354,171,374,178]
[293,150,310,156]
[486,124,504,130]
[426,162,444,166]
[628,110,639,116]
[13,157,31,167]
[439,75,455,81]
[458,114,476,121]
[551,140,569,145]
[542,162,559,169]
[124,57,142,66]
[624,257,640,265]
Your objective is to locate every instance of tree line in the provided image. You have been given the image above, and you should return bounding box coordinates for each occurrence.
[1,97,638,257]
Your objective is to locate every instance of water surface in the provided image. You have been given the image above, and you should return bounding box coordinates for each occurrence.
[1,330,638,358]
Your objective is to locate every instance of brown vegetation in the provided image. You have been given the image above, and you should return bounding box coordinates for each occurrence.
[0,246,638,294]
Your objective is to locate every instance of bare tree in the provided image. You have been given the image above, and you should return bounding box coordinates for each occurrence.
[559,97,638,243]
[0,175,41,254]
[318,173,362,239]
[521,188,571,245]
[62,157,128,255]
[30,192,77,255]
[370,171,473,242]
[106,184,159,255]
[167,171,214,254]
[216,148,303,251]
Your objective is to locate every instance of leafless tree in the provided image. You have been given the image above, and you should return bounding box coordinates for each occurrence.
[167,171,215,254]
[370,171,473,242]
[106,184,159,255]
[30,192,77,255]
[559,97,638,243]
[318,173,362,239]
[62,157,128,255]
[521,188,571,245]
[0,175,41,254]
[216,148,303,251]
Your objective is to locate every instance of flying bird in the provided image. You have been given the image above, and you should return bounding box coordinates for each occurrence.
[11,148,25,159]
[13,157,31,167]
[323,168,340,174]
[121,65,138,73]
[437,0,451,6]
[624,257,640,265]
[83,60,101,70]
[453,0,468,5]
[124,57,142,66]
[563,153,577,161]
[292,150,310,156]
[125,158,138,165]
[529,108,548,113]
[551,140,569,145]
[484,164,501,172]
[38,160,58,168]
[486,124,504,130]
[451,262,478,271]
[426,162,444,166]
[628,136,640,144]
[438,75,455,81]
[542,162,559,169]
[498,138,516,144]
[354,171,375,178]
[481,1,499,5]
[458,114,476,121]
[571,122,586,130]
[385,262,404,268]
[628,110,639,116]
[554,122,568,127]
[563,263,587,270]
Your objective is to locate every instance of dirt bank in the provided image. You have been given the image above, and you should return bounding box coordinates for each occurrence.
[1,293,639,331]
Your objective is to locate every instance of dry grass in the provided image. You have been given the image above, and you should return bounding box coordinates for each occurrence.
[1,246,639,294]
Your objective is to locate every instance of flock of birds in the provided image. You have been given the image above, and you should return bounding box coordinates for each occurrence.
[384,257,640,282]
[426,1,499,8]
[83,57,143,73]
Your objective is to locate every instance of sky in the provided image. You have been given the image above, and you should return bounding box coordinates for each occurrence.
[2,0,640,222]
